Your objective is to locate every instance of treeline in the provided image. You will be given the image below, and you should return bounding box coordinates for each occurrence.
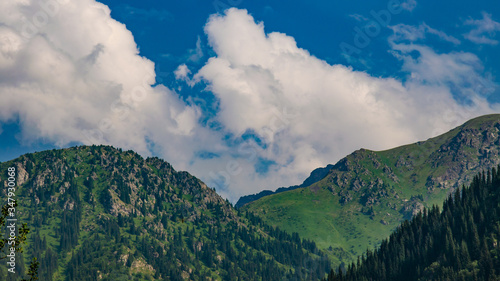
[324,167,500,281]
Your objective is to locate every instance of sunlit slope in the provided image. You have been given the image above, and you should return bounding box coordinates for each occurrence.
[243,114,500,266]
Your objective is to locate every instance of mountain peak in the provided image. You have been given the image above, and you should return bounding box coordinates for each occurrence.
[243,114,500,267]
[0,145,331,280]
[461,113,500,128]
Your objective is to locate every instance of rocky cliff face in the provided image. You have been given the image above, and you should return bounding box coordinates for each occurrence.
[426,118,500,188]
[4,146,235,223]
[318,115,500,212]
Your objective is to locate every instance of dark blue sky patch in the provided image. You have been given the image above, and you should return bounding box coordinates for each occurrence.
[0,122,72,162]
[254,157,277,175]
[98,0,500,110]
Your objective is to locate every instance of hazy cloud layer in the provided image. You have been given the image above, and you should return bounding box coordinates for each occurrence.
[390,23,461,44]
[464,12,500,45]
[401,0,417,12]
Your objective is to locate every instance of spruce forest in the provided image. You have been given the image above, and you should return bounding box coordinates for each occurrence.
[325,167,500,281]
[0,146,330,280]
[1,0,499,279]
[3,117,500,280]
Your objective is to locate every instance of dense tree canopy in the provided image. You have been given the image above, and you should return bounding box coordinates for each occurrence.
[325,167,500,281]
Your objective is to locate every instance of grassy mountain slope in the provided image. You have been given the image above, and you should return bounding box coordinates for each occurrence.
[325,168,500,280]
[235,164,334,208]
[242,114,500,267]
[0,145,331,280]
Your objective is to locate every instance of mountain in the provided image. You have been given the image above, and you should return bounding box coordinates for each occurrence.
[242,114,500,267]
[325,168,500,281]
[0,145,331,281]
[235,164,334,208]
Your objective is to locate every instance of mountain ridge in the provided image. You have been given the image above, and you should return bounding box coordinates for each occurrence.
[235,164,334,208]
[242,114,500,267]
[0,145,331,280]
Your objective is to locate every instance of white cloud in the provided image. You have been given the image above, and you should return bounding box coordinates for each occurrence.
[174,64,191,81]
[0,0,211,169]
[390,23,461,44]
[188,36,204,62]
[192,8,498,201]
[0,3,498,203]
[464,12,500,45]
[391,44,482,86]
[401,0,417,12]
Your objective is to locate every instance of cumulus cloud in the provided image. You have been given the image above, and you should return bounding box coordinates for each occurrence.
[0,0,211,168]
[192,8,498,200]
[464,12,500,45]
[0,2,498,203]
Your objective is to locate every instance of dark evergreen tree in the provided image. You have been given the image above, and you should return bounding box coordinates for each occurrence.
[324,166,500,281]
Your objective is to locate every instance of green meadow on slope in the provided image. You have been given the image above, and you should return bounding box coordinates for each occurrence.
[242,114,500,267]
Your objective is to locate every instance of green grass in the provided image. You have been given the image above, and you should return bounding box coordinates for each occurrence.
[244,114,500,268]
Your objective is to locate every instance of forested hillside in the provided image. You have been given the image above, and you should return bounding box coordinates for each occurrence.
[325,167,500,281]
[0,145,331,280]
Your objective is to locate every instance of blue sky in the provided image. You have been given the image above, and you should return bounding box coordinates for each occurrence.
[100,0,500,86]
[0,0,499,201]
